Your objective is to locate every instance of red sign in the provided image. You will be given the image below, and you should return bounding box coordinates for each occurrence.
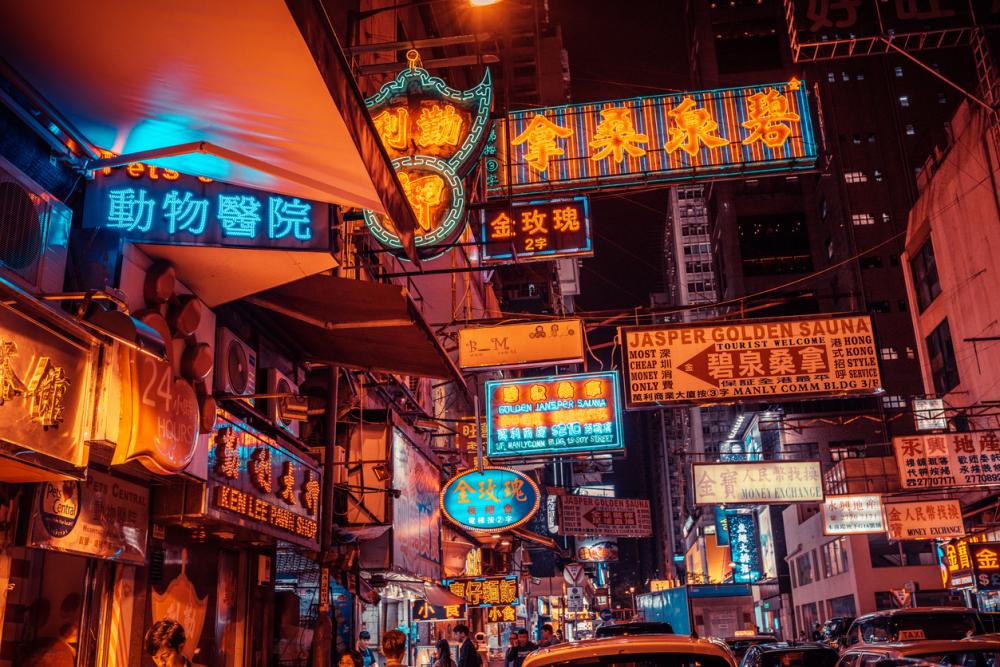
[557,496,652,537]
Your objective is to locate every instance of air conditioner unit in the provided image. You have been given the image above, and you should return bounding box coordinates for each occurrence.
[0,156,71,294]
[265,368,300,438]
[215,327,257,402]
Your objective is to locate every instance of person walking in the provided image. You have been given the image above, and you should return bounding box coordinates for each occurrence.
[358,631,378,667]
[537,625,559,648]
[144,619,192,667]
[811,623,823,641]
[503,629,536,667]
[452,624,480,667]
[433,639,455,667]
[340,650,364,667]
[381,630,406,667]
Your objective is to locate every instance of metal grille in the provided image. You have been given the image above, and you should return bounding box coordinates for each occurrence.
[0,168,43,284]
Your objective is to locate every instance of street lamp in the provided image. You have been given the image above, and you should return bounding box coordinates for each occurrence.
[627,586,636,618]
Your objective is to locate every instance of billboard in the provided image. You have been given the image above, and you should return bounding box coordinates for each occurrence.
[884,499,964,540]
[893,432,1000,490]
[822,494,885,535]
[458,319,585,370]
[692,461,823,505]
[620,315,881,408]
[557,496,652,537]
[577,537,619,562]
[392,430,442,579]
[488,80,816,197]
[485,371,624,459]
[480,197,592,263]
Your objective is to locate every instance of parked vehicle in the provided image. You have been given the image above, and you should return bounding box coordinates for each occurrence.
[739,642,838,667]
[822,616,856,647]
[724,635,778,659]
[836,637,1000,666]
[595,622,675,638]
[843,608,983,648]
[523,635,737,667]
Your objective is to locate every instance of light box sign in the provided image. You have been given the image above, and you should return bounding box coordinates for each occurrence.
[971,543,1000,592]
[692,461,823,505]
[894,432,1000,491]
[823,494,885,535]
[83,165,330,250]
[943,534,988,587]
[913,398,947,431]
[884,499,964,540]
[458,319,585,370]
[557,495,652,538]
[480,197,592,263]
[726,511,762,584]
[620,315,881,408]
[439,468,540,533]
[411,599,467,621]
[445,576,519,606]
[487,80,816,197]
[485,371,623,459]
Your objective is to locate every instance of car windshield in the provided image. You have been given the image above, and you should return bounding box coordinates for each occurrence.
[892,614,980,641]
[597,624,675,637]
[760,649,838,667]
[823,620,849,636]
[728,640,774,658]
[914,650,1000,666]
[542,652,730,667]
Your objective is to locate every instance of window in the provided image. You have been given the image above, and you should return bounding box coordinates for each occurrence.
[938,92,947,104]
[882,395,906,409]
[860,256,883,269]
[852,213,875,226]
[894,66,904,77]
[868,133,876,143]
[910,238,941,311]
[869,534,934,568]
[829,594,857,618]
[874,169,883,181]
[842,71,850,81]
[830,440,865,461]
[881,213,891,224]
[899,95,910,107]
[906,346,916,359]
[856,72,865,81]
[926,318,960,393]
[845,171,867,183]
[905,124,916,135]
[795,552,815,586]
[880,347,898,360]
[827,72,836,83]
[852,134,861,144]
[821,538,850,577]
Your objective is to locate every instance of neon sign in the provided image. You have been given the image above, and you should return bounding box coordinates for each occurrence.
[481,196,592,263]
[726,511,762,583]
[439,467,540,533]
[488,80,816,197]
[443,576,520,606]
[485,371,624,459]
[411,599,467,621]
[363,53,492,260]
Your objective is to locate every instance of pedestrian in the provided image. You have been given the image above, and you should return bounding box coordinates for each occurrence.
[340,650,364,667]
[358,630,378,667]
[538,624,559,648]
[452,624,480,667]
[381,629,406,667]
[433,638,454,667]
[144,619,191,667]
[15,624,77,667]
[812,623,822,641]
[504,629,537,667]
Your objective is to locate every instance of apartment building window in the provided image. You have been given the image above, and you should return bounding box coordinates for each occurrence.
[841,71,850,81]
[881,213,891,223]
[882,395,906,409]
[852,134,861,145]
[927,319,960,394]
[870,300,891,313]
[856,72,865,81]
[894,66,904,77]
[821,538,850,577]
[852,213,875,226]
[868,133,876,143]
[869,534,935,568]
[880,347,898,360]
[910,238,941,311]
[906,346,916,359]
[874,169,884,181]
[938,93,947,104]
[906,124,916,135]
[830,440,866,461]
[844,171,867,183]
[827,72,836,83]
[795,552,815,586]
[899,95,910,107]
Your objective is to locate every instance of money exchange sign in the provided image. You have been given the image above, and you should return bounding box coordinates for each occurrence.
[822,494,885,535]
[692,461,823,505]
[970,543,1000,592]
[557,496,652,537]
[621,315,881,408]
[893,432,1000,490]
[884,499,964,540]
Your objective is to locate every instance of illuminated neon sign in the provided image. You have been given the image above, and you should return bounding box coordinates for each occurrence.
[83,164,330,250]
[480,196,592,263]
[487,79,816,197]
[443,576,520,606]
[440,467,540,533]
[364,53,492,260]
[485,371,624,459]
[726,511,762,583]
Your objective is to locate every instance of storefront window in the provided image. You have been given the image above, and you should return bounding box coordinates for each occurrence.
[828,594,856,617]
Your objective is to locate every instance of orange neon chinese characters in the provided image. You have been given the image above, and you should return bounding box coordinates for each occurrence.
[398,172,445,232]
[742,88,801,149]
[521,210,548,251]
[589,107,648,164]
[553,207,580,233]
[665,96,730,157]
[511,114,574,173]
[416,103,463,148]
[373,108,410,151]
[489,212,515,240]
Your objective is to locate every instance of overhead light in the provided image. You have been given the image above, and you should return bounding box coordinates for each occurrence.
[469,0,502,5]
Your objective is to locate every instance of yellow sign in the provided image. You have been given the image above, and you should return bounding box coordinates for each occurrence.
[884,499,964,540]
[692,461,823,505]
[458,319,585,370]
[649,579,677,592]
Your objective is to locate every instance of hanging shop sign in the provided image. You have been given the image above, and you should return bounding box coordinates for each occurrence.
[822,494,885,535]
[970,542,1000,592]
[205,412,321,549]
[487,79,816,197]
[884,499,964,540]
[913,398,947,432]
[557,496,652,537]
[577,537,619,562]
[83,164,330,250]
[692,461,823,505]
[893,432,1000,490]
[943,534,989,588]
[29,469,149,564]
[485,371,623,459]
[0,303,97,475]
[444,576,519,606]
[714,505,731,546]
[459,319,585,370]
[486,605,518,622]
[726,511,762,584]
[363,56,492,260]
[620,315,881,408]
[480,197,593,263]
[440,467,540,533]
[454,416,486,453]
[392,429,442,580]
[411,599,467,622]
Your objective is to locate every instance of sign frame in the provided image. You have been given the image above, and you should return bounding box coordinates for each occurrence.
[458,318,585,370]
[883,498,965,541]
[480,196,593,264]
[439,467,541,534]
[691,460,824,505]
[556,495,652,538]
[822,494,886,536]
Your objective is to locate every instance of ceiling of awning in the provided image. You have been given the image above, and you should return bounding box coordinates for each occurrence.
[0,0,421,260]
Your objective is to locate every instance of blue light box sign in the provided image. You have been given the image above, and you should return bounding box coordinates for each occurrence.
[83,164,330,250]
[726,511,762,584]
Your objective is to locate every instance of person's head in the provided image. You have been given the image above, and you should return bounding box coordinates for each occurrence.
[541,624,553,640]
[452,625,469,642]
[358,631,371,649]
[382,629,406,662]
[516,629,529,646]
[144,619,186,667]
[435,639,451,661]
[58,624,77,645]
[339,650,364,667]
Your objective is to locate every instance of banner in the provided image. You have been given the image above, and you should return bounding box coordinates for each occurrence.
[458,319,585,370]
[894,432,1000,490]
[884,499,964,540]
[620,315,881,408]
[822,494,885,535]
[557,496,652,537]
[692,461,823,504]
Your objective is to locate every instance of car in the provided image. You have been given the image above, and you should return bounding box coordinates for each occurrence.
[595,622,676,638]
[837,637,1000,666]
[821,617,856,647]
[724,635,779,659]
[843,607,984,648]
[522,634,737,667]
[739,642,839,667]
